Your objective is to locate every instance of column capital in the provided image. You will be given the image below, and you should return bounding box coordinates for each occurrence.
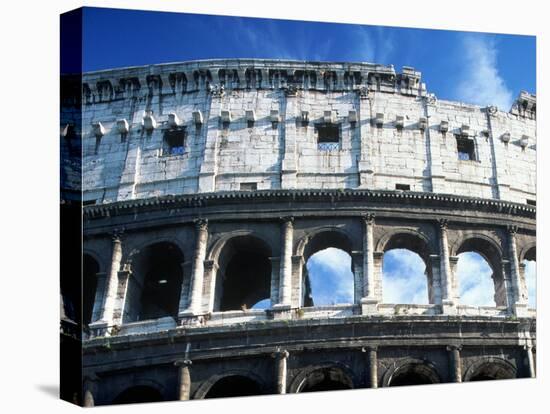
[438,218,449,230]
[361,346,378,353]
[507,225,518,235]
[110,228,125,243]
[203,259,217,272]
[194,218,208,231]
[446,344,462,352]
[271,349,289,359]
[279,216,294,225]
[362,213,376,225]
[174,359,193,367]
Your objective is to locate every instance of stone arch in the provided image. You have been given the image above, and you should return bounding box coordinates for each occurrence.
[110,379,166,405]
[289,362,357,393]
[123,241,187,323]
[212,234,274,311]
[378,230,436,304]
[82,248,106,274]
[520,242,536,262]
[207,229,277,263]
[297,227,356,307]
[381,358,441,387]
[463,357,517,382]
[194,370,266,399]
[454,235,505,307]
[376,228,434,257]
[123,235,188,270]
[450,232,503,259]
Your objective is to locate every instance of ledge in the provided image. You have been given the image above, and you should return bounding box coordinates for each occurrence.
[83,188,536,219]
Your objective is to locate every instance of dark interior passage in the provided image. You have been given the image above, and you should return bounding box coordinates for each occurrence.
[205,375,263,398]
[83,254,99,326]
[112,386,163,405]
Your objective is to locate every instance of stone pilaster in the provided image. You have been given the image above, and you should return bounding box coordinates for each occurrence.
[273,218,293,317]
[198,95,220,192]
[424,95,446,193]
[90,271,107,323]
[361,214,378,314]
[89,233,122,335]
[362,346,378,388]
[272,349,289,394]
[268,256,281,307]
[281,91,297,188]
[180,219,208,318]
[446,345,462,382]
[357,89,374,188]
[508,226,528,316]
[438,219,455,314]
[175,359,192,400]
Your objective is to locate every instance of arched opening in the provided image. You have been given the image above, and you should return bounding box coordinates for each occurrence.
[302,231,354,307]
[83,254,99,327]
[523,246,536,308]
[388,363,440,387]
[381,233,432,304]
[467,362,516,382]
[457,252,495,306]
[204,375,263,399]
[112,385,163,405]
[456,238,502,307]
[298,367,354,392]
[215,236,272,311]
[124,242,185,323]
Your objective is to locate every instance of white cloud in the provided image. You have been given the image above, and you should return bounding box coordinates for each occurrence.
[307,248,354,305]
[455,35,513,110]
[457,252,495,306]
[352,27,394,64]
[524,260,536,308]
[382,249,428,304]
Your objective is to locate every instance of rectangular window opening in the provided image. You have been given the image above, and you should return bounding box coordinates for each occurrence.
[395,183,410,191]
[526,199,536,206]
[163,127,186,156]
[316,123,341,151]
[456,136,475,161]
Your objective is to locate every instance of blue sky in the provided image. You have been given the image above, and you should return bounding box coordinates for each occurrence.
[306,248,536,308]
[78,7,535,109]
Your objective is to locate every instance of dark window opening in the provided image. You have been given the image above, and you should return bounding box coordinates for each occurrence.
[163,127,186,156]
[526,199,536,206]
[395,183,410,191]
[316,123,341,151]
[456,135,476,161]
[240,182,257,191]
[83,199,96,206]
[388,364,439,387]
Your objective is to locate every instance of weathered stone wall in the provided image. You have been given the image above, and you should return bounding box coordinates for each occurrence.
[73,59,536,206]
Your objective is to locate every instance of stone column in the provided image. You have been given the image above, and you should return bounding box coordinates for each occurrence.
[525,344,536,378]
[272,350,289,394]
[82,375,98,407]
[446,345,462,382]
[362,346,378,388]
[90,234,122,333]
[175,359,192,400]
[361,214,378,314]
[277,217,293,307]
[269,256,281,307]
[438,220,455,313]
[90,271,107,323]
[182,219,208,317]
[508,226,528,316]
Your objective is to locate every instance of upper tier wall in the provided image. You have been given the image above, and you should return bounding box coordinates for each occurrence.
[62,59,536,205]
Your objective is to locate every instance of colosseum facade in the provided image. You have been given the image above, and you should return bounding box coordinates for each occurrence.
[60,58,536,406]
